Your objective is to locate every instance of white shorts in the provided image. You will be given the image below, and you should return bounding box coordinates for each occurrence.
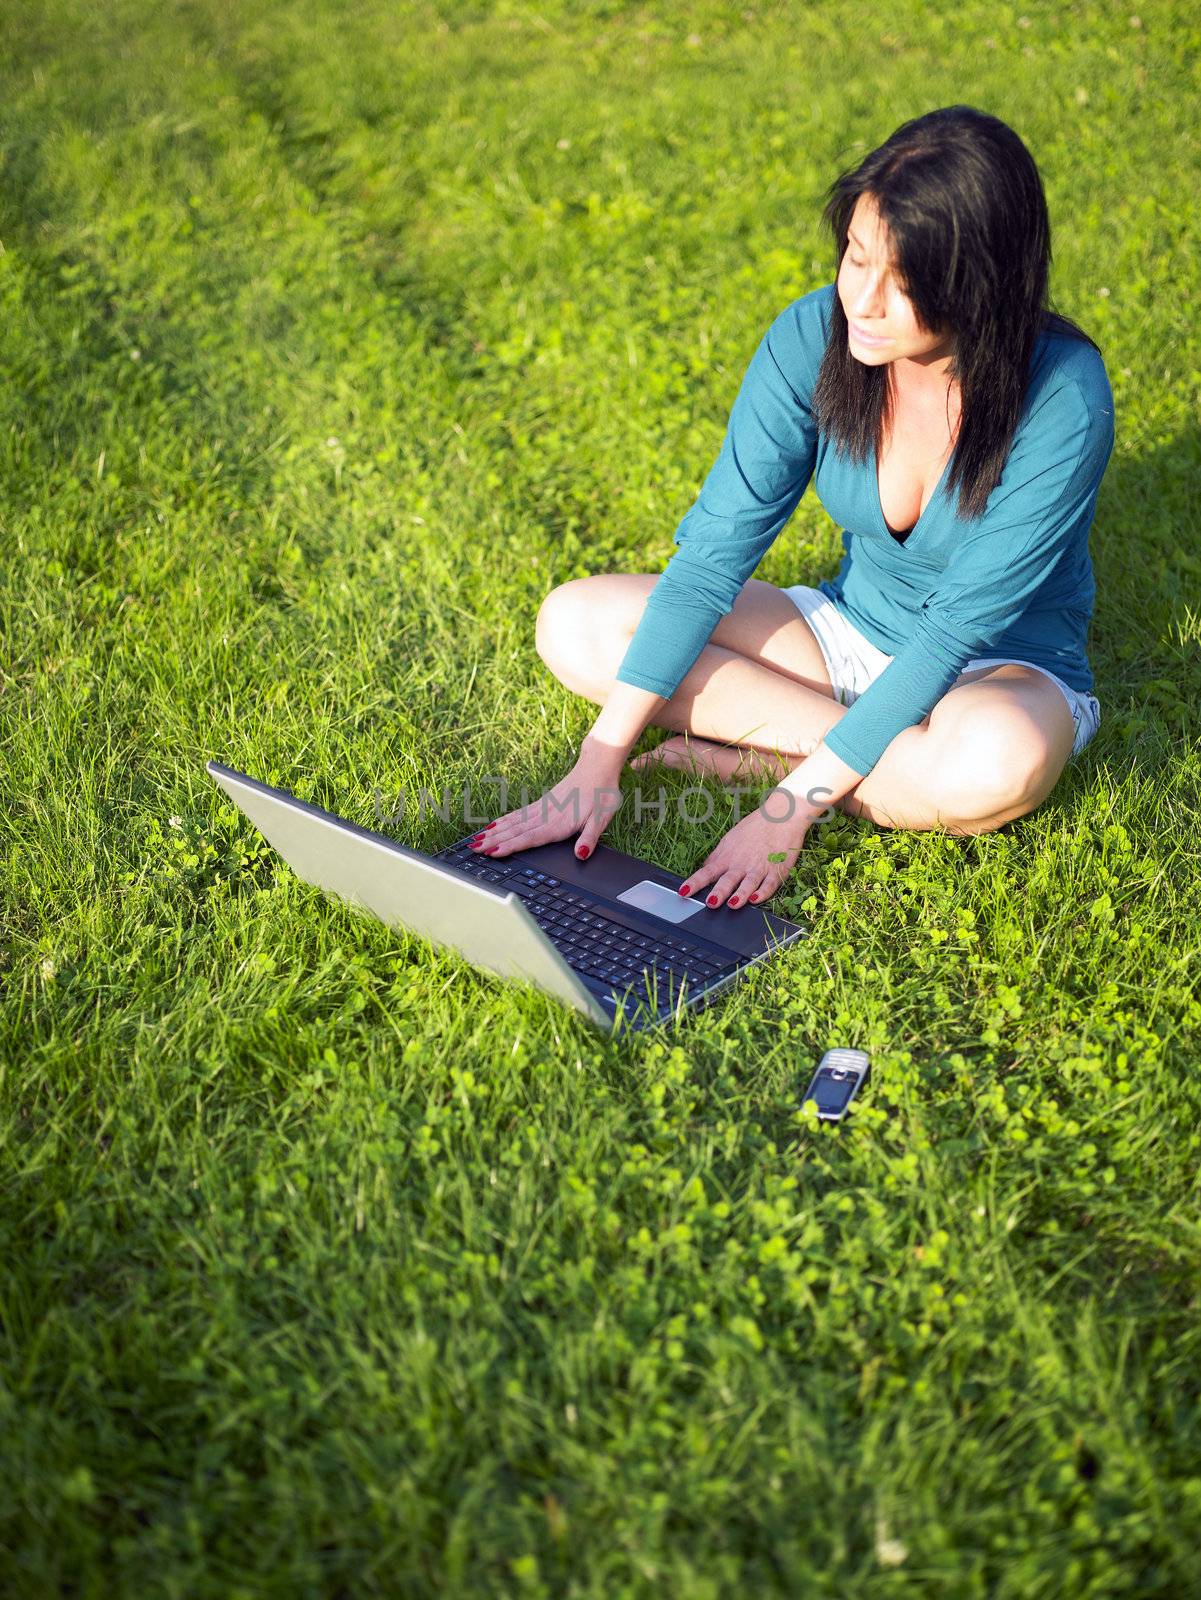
[782,583,1102,758]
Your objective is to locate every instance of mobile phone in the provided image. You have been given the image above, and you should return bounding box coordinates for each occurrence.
[801,1048,871,1122]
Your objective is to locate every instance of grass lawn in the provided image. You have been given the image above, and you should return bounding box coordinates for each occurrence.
[2,1,1200,1594]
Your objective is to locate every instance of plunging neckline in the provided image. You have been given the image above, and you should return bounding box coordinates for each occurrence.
[874,448,953,549]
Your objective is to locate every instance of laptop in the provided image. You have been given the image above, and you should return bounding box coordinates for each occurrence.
[206,761,809,1035]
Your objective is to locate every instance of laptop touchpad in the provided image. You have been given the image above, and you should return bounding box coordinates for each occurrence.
[617,878,707,925]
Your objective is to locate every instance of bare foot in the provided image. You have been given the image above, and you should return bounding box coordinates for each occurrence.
[628,734,793,785]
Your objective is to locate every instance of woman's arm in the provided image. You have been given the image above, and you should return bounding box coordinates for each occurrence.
[613,289,828,703]
[822,365,1115,780]
[776,739,867,820]
[581,680,863,828]
[581,682,666,771]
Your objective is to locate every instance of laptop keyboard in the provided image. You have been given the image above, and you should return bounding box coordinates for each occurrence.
[433,841,740,1008]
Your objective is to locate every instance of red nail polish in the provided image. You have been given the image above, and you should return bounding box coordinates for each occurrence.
[729,897,739,907]
[707,895,718,907]
[576,845,590,859]
[749,893,759,902]
[485,847,499,855]
[484,821,497,829]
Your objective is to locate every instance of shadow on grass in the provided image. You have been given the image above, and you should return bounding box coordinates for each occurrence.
[1074,423,1200,778]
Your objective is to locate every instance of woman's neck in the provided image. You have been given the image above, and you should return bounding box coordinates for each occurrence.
[890,343,959,410]
[893,334,955,383]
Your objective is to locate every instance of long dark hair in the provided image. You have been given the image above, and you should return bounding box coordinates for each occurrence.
[810,105,1102,522]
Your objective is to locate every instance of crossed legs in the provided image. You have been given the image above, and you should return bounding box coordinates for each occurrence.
[534,575,1078,836]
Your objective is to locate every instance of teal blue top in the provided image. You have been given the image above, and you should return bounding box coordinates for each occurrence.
[614,282,1115,778]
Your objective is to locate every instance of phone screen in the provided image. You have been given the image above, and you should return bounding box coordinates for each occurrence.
[809,1068,857,1115]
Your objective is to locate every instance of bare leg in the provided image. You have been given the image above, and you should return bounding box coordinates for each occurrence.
[537,575,1070,833]
[613,637,953,829]
[629,733,793,786]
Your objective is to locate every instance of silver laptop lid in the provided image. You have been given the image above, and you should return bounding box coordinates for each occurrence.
[206,762,611,1030]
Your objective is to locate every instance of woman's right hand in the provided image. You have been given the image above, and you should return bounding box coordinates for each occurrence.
[468,743,627,862]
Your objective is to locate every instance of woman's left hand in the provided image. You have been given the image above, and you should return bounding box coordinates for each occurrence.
[678,795,812,909]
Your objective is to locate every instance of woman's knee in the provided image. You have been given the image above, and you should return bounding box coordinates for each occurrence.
[837,719,1041,834]
[535,578,590,667]
[920,716,1055,827]
[535,573,655,676]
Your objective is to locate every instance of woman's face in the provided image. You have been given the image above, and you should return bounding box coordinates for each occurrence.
[837,193,953,368]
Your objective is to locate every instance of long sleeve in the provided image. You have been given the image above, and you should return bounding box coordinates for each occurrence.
[614,293,824,699]
[822,365,1115,778]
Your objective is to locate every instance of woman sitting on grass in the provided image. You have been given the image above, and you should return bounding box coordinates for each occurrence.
[469,104,1114,910]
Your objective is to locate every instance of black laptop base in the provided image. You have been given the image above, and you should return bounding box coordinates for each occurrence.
[433,832,807,1032]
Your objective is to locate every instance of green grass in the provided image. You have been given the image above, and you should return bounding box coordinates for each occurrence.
[2,0,1200,1593]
